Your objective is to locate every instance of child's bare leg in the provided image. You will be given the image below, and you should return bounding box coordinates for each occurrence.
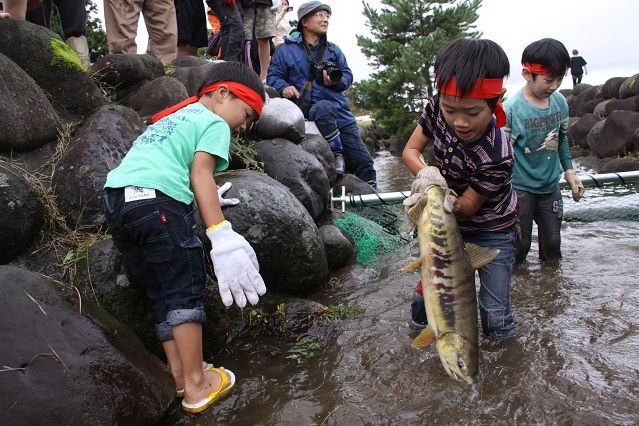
[172,322,222,403]
[162,339,211,391]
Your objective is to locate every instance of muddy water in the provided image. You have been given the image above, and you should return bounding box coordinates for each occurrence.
[166,152,639,425]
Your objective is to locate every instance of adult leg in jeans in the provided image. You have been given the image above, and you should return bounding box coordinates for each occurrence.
[309,100,345,173]
[514,189,536,266]
[339,121,377,188]
[536,189,563,263]
[464,228,517,339]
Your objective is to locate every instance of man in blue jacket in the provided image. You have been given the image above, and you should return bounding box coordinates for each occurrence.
[266,1,377,188]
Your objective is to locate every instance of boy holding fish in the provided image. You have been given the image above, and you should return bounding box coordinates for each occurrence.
[402,38,518,341]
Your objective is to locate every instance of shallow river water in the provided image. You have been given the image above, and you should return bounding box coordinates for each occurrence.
[165,152,639,425]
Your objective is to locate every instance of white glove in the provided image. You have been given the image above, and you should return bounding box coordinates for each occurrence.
[206,221,267,308]
[564,169,585,201]
[217,182,240,207]
[402,166,449,210]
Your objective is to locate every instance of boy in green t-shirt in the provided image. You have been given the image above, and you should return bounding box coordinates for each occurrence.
[103,61,266,414]
[503,38,585,266]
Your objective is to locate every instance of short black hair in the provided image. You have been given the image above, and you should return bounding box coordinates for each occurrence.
[521,38,570,78]
[434,38,510,102]
[198,61,266,102]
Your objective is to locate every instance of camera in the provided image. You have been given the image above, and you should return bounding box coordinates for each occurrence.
[314,61,343,84]
[286,6,293,12]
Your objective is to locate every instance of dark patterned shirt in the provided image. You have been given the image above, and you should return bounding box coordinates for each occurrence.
[418,95,518,233]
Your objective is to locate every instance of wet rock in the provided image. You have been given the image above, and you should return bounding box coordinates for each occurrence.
[214,170,328,294]
[122,75,189,120]
[320,224,357,270]
[254,138,330,219]
[52,105,146,228]
[0,162,44,264]
[0,19,106,116]
[254,97,306,142]
[0,265,174,425]
[0,53,59,152]
[571,83,593,97]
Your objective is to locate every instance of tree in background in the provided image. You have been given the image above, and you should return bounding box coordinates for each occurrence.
[355,0,481,140]
[48,0,107,62]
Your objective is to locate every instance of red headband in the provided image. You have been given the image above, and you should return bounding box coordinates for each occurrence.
[523,62,553,77]
[151,81,264,124]
[438,76,506,128]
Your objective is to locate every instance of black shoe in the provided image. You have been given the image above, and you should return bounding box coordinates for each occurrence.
[334,153,345,175]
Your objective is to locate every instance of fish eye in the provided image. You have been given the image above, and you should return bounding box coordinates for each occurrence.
[458,359,466,370]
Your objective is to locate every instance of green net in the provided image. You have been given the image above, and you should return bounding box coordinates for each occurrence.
[333,206,404,264]
[562,184,639,222]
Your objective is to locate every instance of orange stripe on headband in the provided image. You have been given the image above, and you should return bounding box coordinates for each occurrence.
[151,81,264,123]
[438,76,504,99]
[523,62,553,77]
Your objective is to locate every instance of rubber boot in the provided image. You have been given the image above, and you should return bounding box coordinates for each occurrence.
[66,35,91,68]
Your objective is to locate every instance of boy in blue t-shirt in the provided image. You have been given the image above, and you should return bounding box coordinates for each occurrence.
[402,38,518,340]
[503,38,585,266]
[103,61,266,414]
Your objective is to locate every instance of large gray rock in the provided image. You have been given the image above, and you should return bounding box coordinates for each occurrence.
[52,105,146,228]
[569,113,600,149]
[619,74,639,99]
[171,62,220,95]
[122,75,189,120]
[604,95,639,115]
[591,110,639,158]
[214,170,329,294]
[300,131,338,187]
[0,162,44,264]
[0,53,59,152]
[0,19,106,116]
[90,53,165,102]
[254,138,330,219]
[0,266,174,425]
[254,97,306,142]
[319,224,356,270]
[600,76,628,99]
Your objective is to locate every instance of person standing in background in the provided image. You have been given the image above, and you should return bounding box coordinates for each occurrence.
[241,0,277,82]
[174,0,208,57]
[104,0,177,65]
[569,49,587,87]
[26,0,91,67]
[207,0,244,61]
[273,0,291,46]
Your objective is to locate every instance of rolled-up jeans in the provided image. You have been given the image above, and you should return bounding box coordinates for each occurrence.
[103,187,207,342]
[309,100,377,188]
[463,226,518,339]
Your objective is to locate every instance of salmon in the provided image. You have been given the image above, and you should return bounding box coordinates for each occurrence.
[404,186,499,384]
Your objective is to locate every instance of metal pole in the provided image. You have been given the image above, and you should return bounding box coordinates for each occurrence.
[331,171,639,212]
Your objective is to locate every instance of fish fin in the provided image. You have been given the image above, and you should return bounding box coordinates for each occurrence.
[410,324,436,349]
[402,257,423,272]
[465,243,500,270]
[407,196,429,223]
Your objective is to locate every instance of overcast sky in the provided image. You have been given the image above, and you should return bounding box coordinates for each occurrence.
[97,0,639,93]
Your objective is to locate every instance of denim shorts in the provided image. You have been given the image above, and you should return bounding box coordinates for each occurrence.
[103,187,207,337]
